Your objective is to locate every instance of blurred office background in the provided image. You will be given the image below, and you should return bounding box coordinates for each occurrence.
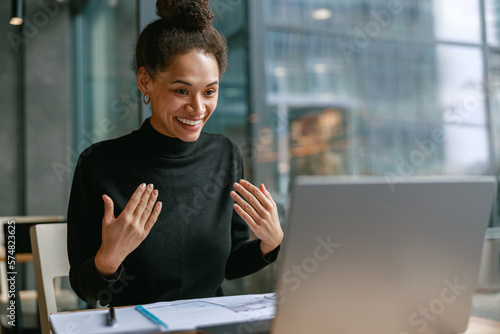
[1,0,500,320]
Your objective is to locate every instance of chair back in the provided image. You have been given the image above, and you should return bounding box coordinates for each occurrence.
[30,223,69,334]
[0,216,65,303]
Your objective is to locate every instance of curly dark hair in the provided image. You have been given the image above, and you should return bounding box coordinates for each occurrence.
[133,0,228,78]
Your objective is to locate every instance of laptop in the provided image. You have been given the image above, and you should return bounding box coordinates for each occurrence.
[198,176,496,334]
[270,176,496,334]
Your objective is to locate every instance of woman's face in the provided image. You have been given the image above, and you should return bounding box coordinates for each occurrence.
[145,50,220,142]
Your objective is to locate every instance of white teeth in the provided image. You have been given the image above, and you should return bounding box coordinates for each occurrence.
[176,117,202,126]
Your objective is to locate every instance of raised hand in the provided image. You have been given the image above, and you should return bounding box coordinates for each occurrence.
[94,183,162,277]
[231,179,283,256]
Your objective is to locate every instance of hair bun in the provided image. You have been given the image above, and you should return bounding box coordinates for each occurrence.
[157,0,214,30]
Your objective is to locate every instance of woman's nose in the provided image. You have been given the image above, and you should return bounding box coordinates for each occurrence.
[186,95,205,115]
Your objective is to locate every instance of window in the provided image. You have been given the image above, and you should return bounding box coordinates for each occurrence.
[72,0,140,154]
[70,0,500,227]
[246,0,499,226]
[205,0,251,163]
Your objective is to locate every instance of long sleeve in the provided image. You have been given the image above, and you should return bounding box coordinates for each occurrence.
[67,150,124,306]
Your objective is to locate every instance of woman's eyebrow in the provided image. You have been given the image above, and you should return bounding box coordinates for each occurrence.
[170,80,219,87]
[170,80,192,86]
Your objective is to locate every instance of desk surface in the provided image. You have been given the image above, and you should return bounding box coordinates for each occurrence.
[51,314,500,334]
[51,292,500,334]
[160,317,500,334]
[133,316,500,334]
[462,316,500,334]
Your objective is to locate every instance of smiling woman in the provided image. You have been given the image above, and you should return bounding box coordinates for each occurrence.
[66,0,283,307]
[138,51,220,142]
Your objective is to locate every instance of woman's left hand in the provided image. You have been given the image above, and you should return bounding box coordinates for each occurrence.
[231,179,284,256]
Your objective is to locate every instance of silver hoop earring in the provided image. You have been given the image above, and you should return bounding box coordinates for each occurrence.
[143,94,150,105]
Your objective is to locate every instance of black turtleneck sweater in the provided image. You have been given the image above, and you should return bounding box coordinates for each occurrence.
[67,118,279,307]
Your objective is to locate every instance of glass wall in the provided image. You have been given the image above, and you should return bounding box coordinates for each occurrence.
[69,0,500,225]
[64,0,500,299]
[73,0,140,154]
[251,0,499,226]
[486,0,500,223]
[206,0,251,160]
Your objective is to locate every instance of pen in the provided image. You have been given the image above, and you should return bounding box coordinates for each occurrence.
[135,305,169,329]
[107,306,116,326]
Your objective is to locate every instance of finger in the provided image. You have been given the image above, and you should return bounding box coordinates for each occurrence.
[260,183,276,207]
[233,182,265,216]
[233,203,260,234]
[144,201,162,233]
[102,194,115,222]
[133,183,154,219]
[241,180,274,211]
[260,183,272,200]
[139,189,159,225]
[230,189,260,222]
[122,183,147,216]
[236,180,273,214]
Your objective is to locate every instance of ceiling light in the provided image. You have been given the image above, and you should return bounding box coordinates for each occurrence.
[10,17,23,25]
[311,8,332,21]
[274,67,287,77]
[108,0,119,7]
[313,63,327,74]
[10,0,23,26]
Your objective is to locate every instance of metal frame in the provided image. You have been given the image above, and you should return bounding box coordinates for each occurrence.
[248,0,267,183]
[138,0,157,123]
[480,0,499,227]
[70,11,84,170]
[15,23,26,216]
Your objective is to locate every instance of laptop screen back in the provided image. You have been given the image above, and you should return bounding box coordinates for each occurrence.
[272,176,496,334]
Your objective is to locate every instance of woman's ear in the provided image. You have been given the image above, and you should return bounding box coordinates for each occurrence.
[137,66,152,94]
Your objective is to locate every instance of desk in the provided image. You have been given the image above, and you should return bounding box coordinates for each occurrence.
[463,316,500,334]
[51,310,500,334]
[165,317,500,334]
[50,293,500,334]
[150,317,500,334]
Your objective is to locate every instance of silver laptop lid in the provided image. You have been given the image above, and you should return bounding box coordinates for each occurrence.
[272,176,496,334]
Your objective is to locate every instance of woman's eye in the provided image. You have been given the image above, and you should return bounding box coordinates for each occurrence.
[205,90,216,96]
[176,89,188,95]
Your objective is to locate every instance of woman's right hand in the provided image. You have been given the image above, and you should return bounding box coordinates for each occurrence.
[94,183,162,277]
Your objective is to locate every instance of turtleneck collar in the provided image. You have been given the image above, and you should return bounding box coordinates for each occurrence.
[135,118,200,158]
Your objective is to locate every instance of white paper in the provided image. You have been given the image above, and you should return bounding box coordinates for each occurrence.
[50,293,276,334]
[50,307,164,334]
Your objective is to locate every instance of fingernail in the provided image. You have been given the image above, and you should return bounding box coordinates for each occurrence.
[240,179,246,184]
[230,191,236,197]
[234,182,240,188]
[141,183,146,189]
[158,202,162,209]
[148,183,154,190]
[153,190,158,197]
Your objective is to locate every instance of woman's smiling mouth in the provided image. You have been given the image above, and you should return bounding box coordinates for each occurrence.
[176,117,203,126]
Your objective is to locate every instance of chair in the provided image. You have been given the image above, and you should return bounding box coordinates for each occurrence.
[0,216,66,333]
[0,216,65,302]
[30,223,70,334]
